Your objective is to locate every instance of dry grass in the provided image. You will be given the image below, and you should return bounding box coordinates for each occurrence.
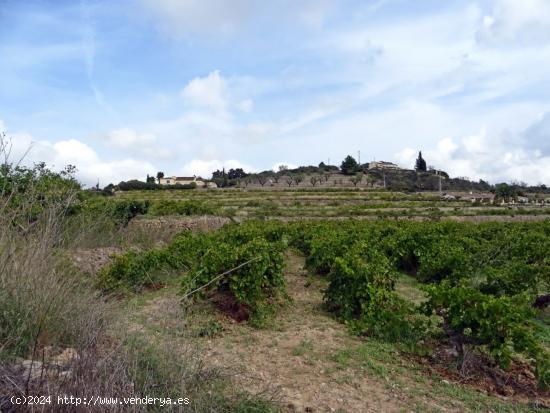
[0,137,134,410]
[0,137,279,412]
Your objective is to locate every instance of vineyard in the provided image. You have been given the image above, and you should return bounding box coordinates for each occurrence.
[3,161,549,411]
[64,186,550,410]
[111,188,550,221]
[97,215,550,409]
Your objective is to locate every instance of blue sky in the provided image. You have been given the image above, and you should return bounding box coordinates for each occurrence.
[1,0,550,186]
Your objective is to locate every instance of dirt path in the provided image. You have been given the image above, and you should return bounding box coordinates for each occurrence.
[126,252,537,413]
[199,252,405,413]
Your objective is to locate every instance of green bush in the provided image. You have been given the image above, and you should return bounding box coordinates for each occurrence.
[182,236,287,323]
[347,287,428,343]
[82,198,150,225]
[99,221,288,324]
[149,200,216,216]
[287,219,550,386]
[324,245,396,318]
[422,282,548,387]
[96,249,170,291]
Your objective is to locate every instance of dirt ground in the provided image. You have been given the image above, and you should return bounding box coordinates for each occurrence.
[125,252,544,413]
[199,252,404,413]
[69,246,123,276]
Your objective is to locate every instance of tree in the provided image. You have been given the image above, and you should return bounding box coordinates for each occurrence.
[294,174,304,186]
[494,183,517,202]
[278,165,289,173]
[415,152,427,172]
[256,173,272,187]
[228,168,247,180]
[156,171,165,184]
[350,173,363,187]
[146,174,155,184]
[310,176,320,187]
[285,175,294,187]
[340,155,358,175]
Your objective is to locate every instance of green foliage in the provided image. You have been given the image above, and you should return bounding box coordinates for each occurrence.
[196,320,224,338]
[340,155,358,175]
[96,249,169,291]
[306,231,354,275]
[149,199,216,216]
[415,151,427,172]
[81,198,150,225]
[422,283,548,387]
[117,179,159,191]
[1,162,80,224]
[322,243,424,342]
[97,216,550,386]
[350,173,363,186]
[97,230,213,292]
[115,179,197,191]
[494,182,520,202]
[181,231,287,322]
[347,287,428,344]
[324,244,396,318]
[99,221,288,323]
[284,219,550,387]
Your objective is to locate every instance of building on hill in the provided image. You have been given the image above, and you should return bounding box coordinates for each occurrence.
[447,192,495,204]
[159,175,214,188]
[441,194,457,201]
[368,161,401,170]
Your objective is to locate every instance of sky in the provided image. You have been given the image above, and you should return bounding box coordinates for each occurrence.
[1,0,550,187]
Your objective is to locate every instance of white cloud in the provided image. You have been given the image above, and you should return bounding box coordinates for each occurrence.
[98,128,173,160]
[80,158,157,187]
[395,123,550,185]
[238,99,253,113]
[6,2,550,188]
[105,128,156,148]
[522,111,550,155]
[150,72,272,148]
[4,125,156,187]
[477,0,550,45]
[179,159,256,178]
[181,70,228,113]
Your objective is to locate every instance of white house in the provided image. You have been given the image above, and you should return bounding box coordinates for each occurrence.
[368,161,401,170]
[160,175,206,187]
[441,194,456,201]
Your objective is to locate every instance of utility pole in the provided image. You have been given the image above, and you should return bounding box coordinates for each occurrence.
[358,150,361,165]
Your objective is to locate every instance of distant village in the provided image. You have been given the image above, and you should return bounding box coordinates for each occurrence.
[107,152,550,205]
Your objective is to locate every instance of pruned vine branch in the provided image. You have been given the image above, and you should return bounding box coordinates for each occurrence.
[181,256,261,300]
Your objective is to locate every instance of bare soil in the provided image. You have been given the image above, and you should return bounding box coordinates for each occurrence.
[128,215,230,233]
[414,346,549,406]
[198,253,409,412]
[69,247,122,276]
[126,252,543,413]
